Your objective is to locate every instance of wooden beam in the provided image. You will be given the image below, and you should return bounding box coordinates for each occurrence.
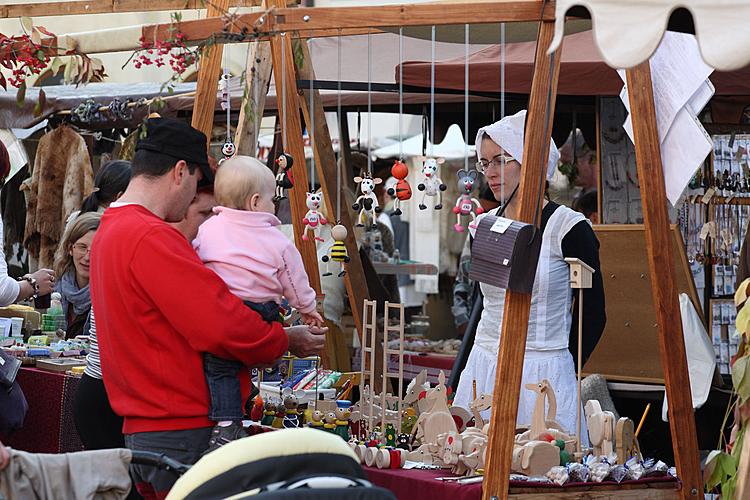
[268,0,322,297]
[482,21,561,500]
[234,39,272,155]
[0,0,264,18]
[625,62,702,499]
[191,0,231,144]
[297,40,369,362]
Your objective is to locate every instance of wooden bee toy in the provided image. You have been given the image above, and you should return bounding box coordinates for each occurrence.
[387,160,412,216]
[274,153,294,201]
[322,224,350,277]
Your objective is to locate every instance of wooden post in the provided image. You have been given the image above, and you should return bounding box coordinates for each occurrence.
[235,39,273,156]
[625,62,702,499]
[191,0,231,144]
[482,21,561,500]
[267,0,323,292]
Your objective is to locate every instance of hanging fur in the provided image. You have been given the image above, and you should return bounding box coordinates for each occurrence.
[23,126,94,268]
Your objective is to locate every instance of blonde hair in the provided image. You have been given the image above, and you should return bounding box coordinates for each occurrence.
[214,155,276,210]
[53,212,101,279]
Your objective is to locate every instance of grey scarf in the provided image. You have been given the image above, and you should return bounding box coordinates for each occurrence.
[56,269,91,331]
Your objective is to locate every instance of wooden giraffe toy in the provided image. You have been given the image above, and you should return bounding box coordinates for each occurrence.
[515,380,571,446]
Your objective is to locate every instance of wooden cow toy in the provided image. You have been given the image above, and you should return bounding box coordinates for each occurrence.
[352,174,383,228]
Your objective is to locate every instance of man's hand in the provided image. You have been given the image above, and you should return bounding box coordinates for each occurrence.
[0,441,9,471]
[286,324,327,358]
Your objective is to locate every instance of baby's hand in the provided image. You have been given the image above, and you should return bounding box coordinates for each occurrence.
[302,311,325,327]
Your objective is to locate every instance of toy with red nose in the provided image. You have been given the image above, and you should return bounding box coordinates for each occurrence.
[452,170,484,232]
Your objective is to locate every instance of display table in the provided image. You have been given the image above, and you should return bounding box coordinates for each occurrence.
[1,367,84,453]
[363,466,680,500]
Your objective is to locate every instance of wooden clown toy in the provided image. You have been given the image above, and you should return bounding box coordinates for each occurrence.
[352,173,383,228]
[274,153,294,201]
[386,160,412,216]
[302,192,327,243]
[417,157,447,210]
[322,224,350,277]
[452,170,484,232]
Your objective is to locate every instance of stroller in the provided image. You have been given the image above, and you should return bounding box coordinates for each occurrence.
[1,428,395,500]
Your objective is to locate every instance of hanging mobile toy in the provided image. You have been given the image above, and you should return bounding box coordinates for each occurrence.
[417,157,447,210]
[387,160,412,216]
[352,173,383,228]
[453,170,484,232]
[322,224,350,277]
[274,153,294,201]
[303,192,327,243]
[219,70,236,162]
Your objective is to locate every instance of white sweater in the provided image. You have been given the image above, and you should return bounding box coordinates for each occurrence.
[0,217,20,306]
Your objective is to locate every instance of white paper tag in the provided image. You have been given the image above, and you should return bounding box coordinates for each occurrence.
[490,217,513,234]
[0,356,4,366]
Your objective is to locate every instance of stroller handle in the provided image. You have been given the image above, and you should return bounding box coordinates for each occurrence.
[130,450,191,476]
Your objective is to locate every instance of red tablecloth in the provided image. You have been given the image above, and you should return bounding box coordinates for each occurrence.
[363,466,680,500]
[353,350,457,384]
[1,367,84,453]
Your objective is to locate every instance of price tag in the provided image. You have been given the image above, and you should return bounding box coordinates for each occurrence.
[702,188,716,204]
[490,217,513,234]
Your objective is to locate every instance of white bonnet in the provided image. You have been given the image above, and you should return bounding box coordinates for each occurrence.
[474,109,559,180]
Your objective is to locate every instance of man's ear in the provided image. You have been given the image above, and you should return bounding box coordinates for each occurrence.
[173,160,188,184]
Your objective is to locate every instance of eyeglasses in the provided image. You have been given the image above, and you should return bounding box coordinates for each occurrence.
[72,243,91,256]
[475,154,515,174]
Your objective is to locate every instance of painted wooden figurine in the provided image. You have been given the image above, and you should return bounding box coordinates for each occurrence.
[271,403,286,429]
[352,174,383,228]
[322,224,350,277]
[249,395,264,422]
[274,153,294,201]
[261,400,276,426]
[334,406,352,441]
[282,391,301,428]
[308,409,325,429]
[302,192,327,242]
[323,411,338,432]
[218,71,236,162]
[387,160,412,216]
[417,157,447,210]
[453,170,484,232]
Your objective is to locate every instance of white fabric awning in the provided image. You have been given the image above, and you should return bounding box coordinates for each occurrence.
[550,0,750,71]
[372,123,475,160]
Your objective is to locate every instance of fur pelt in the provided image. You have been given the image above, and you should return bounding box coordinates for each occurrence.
[23,126,93,269]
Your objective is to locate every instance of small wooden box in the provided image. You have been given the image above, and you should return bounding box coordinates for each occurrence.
[36,358,86,373]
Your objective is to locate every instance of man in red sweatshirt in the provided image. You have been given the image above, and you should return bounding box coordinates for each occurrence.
[90,118,326,499]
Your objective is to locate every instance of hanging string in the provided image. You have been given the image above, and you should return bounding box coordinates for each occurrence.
[399,27,403,160]
[367,28,372,176]
[309,39,315,191]
[281,32,287,150]
[337,28,343,221]
[429,25,436,157]
[464,24,469,172]
[224,43,231,146]
[500,22,506,207]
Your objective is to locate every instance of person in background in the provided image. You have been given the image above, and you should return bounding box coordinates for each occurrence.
[91,119,325,498]
[52,212,101,339]
[451,183,500,336]
[573,190,599,224]
[171,187,217,242]
[64,160,132,232]
[549,128,598,209]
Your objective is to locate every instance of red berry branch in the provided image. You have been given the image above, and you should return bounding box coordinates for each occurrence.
[129,13,200,83]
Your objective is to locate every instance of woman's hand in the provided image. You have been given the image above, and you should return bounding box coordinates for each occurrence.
[285,324,327,358]
[0,441,9,470]
[29,268,55,296]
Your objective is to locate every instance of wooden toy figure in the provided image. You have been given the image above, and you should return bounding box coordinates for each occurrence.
[261,401,276,426]
[303,192,327,243]
[323,411,338,432]
[282,391,301,428]
[334,406,352,440]
[385,423,397,447]
[274,153,294,201]
[322,224,350,277]
[387,160,412,216]
[452,170,484,232]
[396,433,411,450]
[308,410,325,429]
[272,403,286,429]
[417,157,447,210]
[352,174,383,228]
[249,395,264,422]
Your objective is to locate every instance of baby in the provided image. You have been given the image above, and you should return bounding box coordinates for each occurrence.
[193,155,323,449]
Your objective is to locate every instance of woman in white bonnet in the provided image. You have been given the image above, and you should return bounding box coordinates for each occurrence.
[453,110,606,437]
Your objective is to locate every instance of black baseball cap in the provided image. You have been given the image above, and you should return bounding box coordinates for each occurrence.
[135,117,215,187]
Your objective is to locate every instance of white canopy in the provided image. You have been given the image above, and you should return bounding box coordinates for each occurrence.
[372,123,475,160]
[550,0,750,71]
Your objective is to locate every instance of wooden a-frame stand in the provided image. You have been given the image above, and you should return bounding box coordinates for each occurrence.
[38,2,702,498]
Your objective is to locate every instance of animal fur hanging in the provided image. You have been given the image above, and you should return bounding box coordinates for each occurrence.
[23,126,94,269]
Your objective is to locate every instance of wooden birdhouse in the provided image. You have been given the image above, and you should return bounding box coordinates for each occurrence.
[564,258,594,289]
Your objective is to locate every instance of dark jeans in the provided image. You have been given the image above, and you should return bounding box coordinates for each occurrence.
[73,374,125,449]
[203,300,280,421]
[125,427,212,500]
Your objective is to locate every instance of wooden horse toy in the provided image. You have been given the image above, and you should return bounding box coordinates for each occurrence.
[453,170,484,232]
[302,192,327,243]
[417,157,447,210]
[352,173,383,228]
[387,160,412,216]
[274,153,294,201]
[585,400,615,457]
[409,372,457,460]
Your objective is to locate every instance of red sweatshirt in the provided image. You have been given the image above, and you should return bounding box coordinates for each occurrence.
[90,205,288,434]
